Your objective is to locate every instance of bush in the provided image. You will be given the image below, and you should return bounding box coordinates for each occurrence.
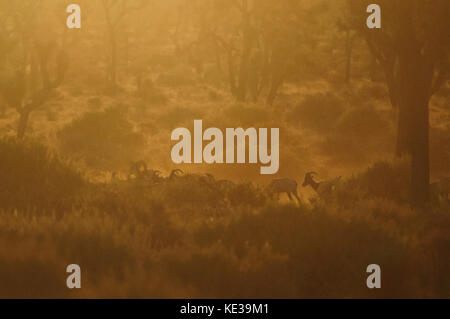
[357,81,388,100]
[0,162,448,298]
[318,105,392,163]
[345,159,411,204]
[137,79,169,107]
[430,127,450,174]
[156,65,196,87]
[194,204,416,298]
[335,105,389,138]
[288,92,345,132]
[58,107,145,169]
[0,138,84,213]
[224,103,272,125]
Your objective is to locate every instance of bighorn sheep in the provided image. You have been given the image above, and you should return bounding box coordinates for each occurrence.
[267,178,301,203]
[167,170,217,187]
[302,172,341,198]
[169,169,184,180]
[129,161,163,184]
[129,160,148,179]
[430,177,450,202]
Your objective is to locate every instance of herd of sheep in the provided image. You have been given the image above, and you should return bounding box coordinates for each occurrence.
[110,160,346,205]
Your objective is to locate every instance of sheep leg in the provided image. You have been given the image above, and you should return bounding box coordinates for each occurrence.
[287,192,293,201]
[293,190,301,204]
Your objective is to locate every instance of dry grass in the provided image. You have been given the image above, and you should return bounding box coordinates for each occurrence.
[0,139,448,298]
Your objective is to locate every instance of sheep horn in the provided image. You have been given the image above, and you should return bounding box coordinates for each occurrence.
[171,169,184,176]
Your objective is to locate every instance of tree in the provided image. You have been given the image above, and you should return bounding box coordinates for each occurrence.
[348,0,450,206]
[185,0,304,105]
[337,14,357,84]
[101,0,148,93]
[0,1,69,139]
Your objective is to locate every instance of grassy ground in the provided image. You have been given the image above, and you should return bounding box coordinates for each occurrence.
[0,138,448,298]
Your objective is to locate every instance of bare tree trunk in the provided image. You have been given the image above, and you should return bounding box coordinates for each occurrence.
[236,32,251,102]
[265,47,285,106]
[109,30,118,91]
[214,40,222,72]
[397,50,432,207]
[344,31,355,83]
[395,102,410,156]
[227,50,237,97]
[17,108,31,139]
[248,54,261,103]
[369,55,378,81]
[236,1,252,102]
[410,97,430,207]
[266,76,283,106]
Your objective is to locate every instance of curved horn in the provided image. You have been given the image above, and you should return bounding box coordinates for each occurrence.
[154,170,162,176]
[306,171,318,176]
[133,160,147,172]
[171,169,184,176]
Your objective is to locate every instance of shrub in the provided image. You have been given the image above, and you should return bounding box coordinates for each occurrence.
[318,105,392,163]
[156,65,196,87]
[430,127,450,174]
[357,81,388,100]
[335,105,390,138]
[194,204,416,298]
[137,78,169,107]
[227,183,266,208]
[87,97,102,109]
[0,138,84,212]
[224,103,271,125]
[58,107,145,169]
[288,92,345,132]
[0,162,447,298]
[345,159,411,204]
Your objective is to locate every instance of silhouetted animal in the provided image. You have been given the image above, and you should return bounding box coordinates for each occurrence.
[129,160,148,179]
[302,172,341,198]
[129,161,162,184]
[430,177,450,202]
[168,169,184,180]
[267,178,301,203]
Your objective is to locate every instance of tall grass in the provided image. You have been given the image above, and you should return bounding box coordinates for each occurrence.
[0,138,84,213]
[0,139,448,298]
